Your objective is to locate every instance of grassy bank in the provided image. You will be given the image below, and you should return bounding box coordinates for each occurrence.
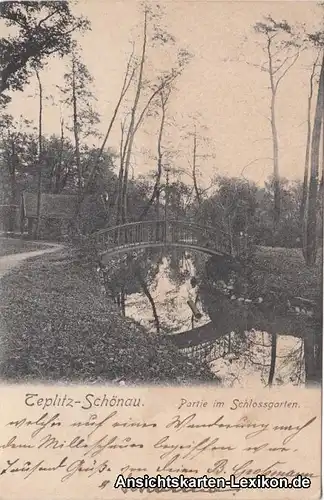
[253,246,322,304]
[200,245,322,339]
[0,249,216,384]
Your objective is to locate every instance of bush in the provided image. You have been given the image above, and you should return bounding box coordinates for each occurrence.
[0,250,216,384]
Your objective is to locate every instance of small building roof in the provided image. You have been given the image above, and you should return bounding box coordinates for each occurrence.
[21,192,78,220]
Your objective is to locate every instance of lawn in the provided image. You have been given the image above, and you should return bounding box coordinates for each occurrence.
[0,237,51,257]
[0,248,216,384]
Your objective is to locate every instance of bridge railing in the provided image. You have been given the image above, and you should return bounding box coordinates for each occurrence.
[94,220,162,249]
[165,219,231,254]
[92,219,232,255]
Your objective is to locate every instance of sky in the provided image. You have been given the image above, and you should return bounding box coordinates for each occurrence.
[4,0,323,187]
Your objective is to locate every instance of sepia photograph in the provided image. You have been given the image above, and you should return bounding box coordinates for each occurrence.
[0,0,322,390]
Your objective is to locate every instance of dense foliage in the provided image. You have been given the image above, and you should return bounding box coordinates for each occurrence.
[1,121,320,249]
[0,1,89,105]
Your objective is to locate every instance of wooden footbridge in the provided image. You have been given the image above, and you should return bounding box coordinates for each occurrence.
[91,219,232,258]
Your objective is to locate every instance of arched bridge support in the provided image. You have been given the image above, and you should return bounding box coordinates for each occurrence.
[89,219,232,259]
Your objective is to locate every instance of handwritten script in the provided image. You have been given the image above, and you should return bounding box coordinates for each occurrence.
[0,386,320,499]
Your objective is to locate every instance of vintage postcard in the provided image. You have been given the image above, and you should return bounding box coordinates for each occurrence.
[0,0,322,498]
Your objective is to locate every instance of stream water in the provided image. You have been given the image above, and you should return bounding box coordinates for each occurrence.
[121,253,305,388]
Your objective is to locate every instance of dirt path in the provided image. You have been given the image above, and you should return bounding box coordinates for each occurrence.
[0,243,64,278]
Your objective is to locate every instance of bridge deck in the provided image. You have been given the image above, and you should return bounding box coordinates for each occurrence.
[91,219,233,258]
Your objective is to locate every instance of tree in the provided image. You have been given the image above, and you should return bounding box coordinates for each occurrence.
[300,25,324,266]
[137,86,171,221]
[50,120,74,194]
[254,16,300,225]
[59,47,100,196]
[0,116,36,230]
[191,125,201,206]
[197,176,257,255]
[305,53,324,265]
[182,117,216,211]
[0,1,89,106]
[116,4,192,225]
[34,70,43,238]
[19,133,75,194]
[255,176,302,248]
[300,53,320,241]
[74,46,136,218]
[70,51,82,196]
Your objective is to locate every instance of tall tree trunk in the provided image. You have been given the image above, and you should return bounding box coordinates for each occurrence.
[321,101,324,196]
[155,189,161,240]
[138,91,167,221]
[270,89,280,225]
[70,59,135,232]
[8,141,17,232]
[121,9,148,224]
[76,51,136,222]
[263,32,299,226]
[53,117,65,193]
[319,100,324,245]
[35,70,43,240]
[192,127,202,206]
[300,56,318,255]
[115,167,124,226]
[253,25,300,231]
[305,54,324,266]
[115,120,127,226]
[72,54,82,197]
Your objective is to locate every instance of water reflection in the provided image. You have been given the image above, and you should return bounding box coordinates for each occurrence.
[101,249,307,387]
[126,257,209,334]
